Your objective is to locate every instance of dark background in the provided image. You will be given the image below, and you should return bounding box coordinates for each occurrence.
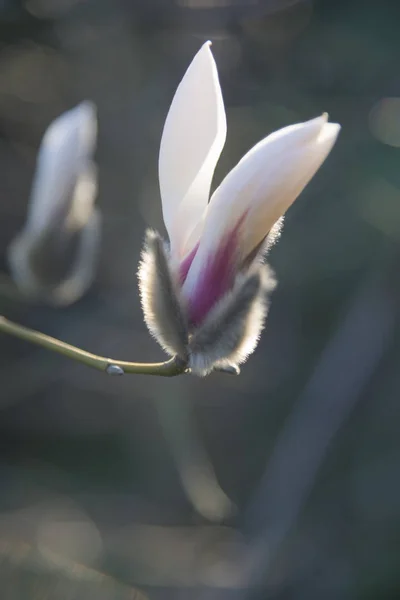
[0,0,399,598]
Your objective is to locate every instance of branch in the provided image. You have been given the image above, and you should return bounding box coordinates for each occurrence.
[0,316,188,377]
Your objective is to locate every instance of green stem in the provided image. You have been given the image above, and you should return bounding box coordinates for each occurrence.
[0,316,188,377]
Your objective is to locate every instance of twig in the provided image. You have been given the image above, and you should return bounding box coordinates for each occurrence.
[0,316,188,377]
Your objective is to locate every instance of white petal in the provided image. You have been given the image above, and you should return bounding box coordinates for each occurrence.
[159,41,227,258]
[26,101,97,235]
[66,160,98,231]
[183,114,340,295]
[50,208,101,306]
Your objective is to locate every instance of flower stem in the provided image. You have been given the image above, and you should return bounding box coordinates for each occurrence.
[0,316,188,377]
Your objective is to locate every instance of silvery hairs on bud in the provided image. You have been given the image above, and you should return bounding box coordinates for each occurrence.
[138,229,189,360]
[138,229,276,377]
[188,263,276,376]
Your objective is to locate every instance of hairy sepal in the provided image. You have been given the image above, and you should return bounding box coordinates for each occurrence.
[138,229,189,359]
[188,263,276,376]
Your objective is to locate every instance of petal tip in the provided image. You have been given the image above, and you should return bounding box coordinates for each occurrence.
[319,121,341,144]
[199,40,216,65]
[78,100,97,119]
[309,113,341,142]
[198,40,213,58]
[309,113,328,129]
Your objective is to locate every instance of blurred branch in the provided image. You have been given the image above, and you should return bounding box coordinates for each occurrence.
[0,316,187,377]
[155,389,234,521]
[241,263,399,594]
[0,540,148,600]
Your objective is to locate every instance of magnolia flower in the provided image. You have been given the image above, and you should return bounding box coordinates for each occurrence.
[8,102,100,306]
[139,42,341,376]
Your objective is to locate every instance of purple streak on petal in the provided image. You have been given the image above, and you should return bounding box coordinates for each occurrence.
[187,214,246,327]
[179,243,199,284]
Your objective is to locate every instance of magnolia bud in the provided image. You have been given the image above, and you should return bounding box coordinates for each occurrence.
[7,102,100,306]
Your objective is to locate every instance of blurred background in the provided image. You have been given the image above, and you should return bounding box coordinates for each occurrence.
[0,0,400,598]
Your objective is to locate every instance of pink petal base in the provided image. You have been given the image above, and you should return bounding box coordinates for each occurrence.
[181,214,246,327]
[179,243,199,282]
